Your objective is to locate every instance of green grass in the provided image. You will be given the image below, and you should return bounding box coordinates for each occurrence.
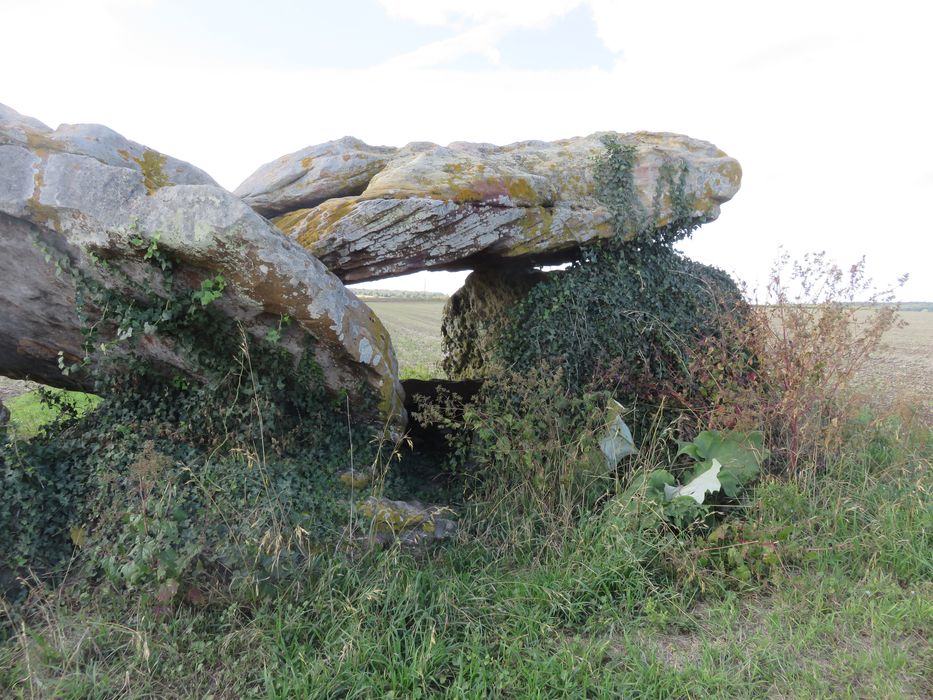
[365,299,446,379]
[4,389,101,440]
[2,416,930,698]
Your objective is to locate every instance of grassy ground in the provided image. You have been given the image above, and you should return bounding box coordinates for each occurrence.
[2,389,101,440]
[1,415,929,698]
[1,306,931,698]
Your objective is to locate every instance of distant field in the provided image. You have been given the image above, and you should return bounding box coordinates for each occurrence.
[855,309,933,414]
[365,299,447,379]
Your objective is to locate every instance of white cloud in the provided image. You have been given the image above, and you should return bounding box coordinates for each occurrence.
[379,0,582,27]
[378,0,586,68]
[380,22,507,69]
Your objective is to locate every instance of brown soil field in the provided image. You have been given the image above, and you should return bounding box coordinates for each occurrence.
[853,309,933,417]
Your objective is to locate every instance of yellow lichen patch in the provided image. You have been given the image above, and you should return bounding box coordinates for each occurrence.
[117,148,131,162]
[301,156,315,169]
[377,372,403,423]
[338,470,372,489]
[357,500,425,534]
[25,131,57,154]
[717,160,742,186]
[272,209,313,237]
[360,310,403,421]
[445,175,537,205]
[552,170,590,200]
[133,149,170,195]
[278,197,359,247]
[695,183,716,214]
[504,176,537,204]
[27,170,61,230]
[319,197,358,226]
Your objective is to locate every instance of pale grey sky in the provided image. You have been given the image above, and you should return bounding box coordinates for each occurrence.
[3,0,931,299]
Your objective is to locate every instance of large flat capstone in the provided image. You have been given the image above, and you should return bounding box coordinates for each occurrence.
[237,132,741,283]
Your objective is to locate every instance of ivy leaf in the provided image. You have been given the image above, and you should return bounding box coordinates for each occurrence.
[69,526,86,547]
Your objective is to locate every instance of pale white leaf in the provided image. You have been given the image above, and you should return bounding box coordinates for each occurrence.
[599,398,637,468]
[664,459,723,504]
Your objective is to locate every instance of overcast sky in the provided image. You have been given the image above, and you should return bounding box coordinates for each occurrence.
[3,0,931,299]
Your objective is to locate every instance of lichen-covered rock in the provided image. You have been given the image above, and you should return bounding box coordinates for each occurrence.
[0,399,9,428]
[337,469,372,489]
[0,104,404,424]
[441,267,551,379]
[240,133,741,283]
[235,137,398,217]
[357,496,457,546]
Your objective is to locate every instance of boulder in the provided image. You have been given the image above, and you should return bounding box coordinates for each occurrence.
[357,496,457,546]
[0,104,404,424]
[441,267,551,379]
[235,137,398,217]
[238,133,741,283]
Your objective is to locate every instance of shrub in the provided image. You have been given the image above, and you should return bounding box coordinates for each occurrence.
[490,135,749,434]
[679,251,905,474]
[495,242,747,410]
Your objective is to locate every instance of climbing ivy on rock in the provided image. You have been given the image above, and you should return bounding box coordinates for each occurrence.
[494,135,748,419]
[1,233,377,603]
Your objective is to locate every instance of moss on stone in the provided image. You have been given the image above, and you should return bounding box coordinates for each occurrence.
[338,470,371,489]
[133,149,170,195]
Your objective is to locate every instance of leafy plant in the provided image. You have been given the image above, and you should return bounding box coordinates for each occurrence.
[1,232,379,603]
[676,430,767,498]
[416,367,611,543]
[618,430,767,529]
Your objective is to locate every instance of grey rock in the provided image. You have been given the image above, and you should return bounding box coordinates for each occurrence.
[0,103,404,425]
[441,267,551,379]
[241,132,741,283]
[358,497,458,546]
[235,137,398,217]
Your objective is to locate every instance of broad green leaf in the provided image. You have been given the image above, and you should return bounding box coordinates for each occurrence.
[683,430,768,494]
[664,459,723,504]
[647,470,676,496]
